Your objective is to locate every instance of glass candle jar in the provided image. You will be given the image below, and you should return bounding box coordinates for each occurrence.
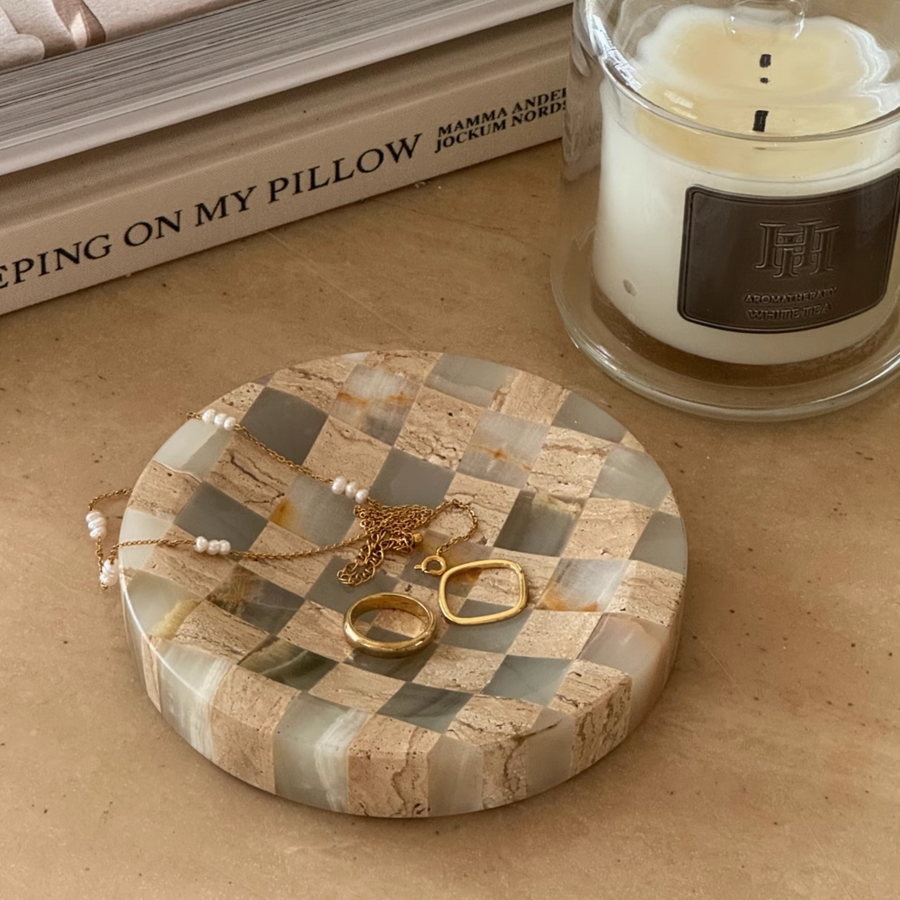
[551,0,900,419]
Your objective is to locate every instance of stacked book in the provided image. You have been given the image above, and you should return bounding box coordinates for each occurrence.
[0,0,572,314]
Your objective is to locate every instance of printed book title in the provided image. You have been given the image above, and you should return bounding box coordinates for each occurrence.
[0,90,565,292]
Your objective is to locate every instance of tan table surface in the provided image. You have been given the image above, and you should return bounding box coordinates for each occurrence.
[1,142,897,900]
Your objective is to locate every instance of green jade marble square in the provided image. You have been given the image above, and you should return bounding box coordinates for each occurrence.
[593,446,671,508]
[630,513,688,575]
[378,682,471,732]
[208,568,306,634]
[174,483,268,551]
[552,392,627,443]
[542,558,630,612]
[241,638,337,691]
[305,558,399,615]
[440,601,531,653]
[369,448,454,508]
[495,490,582,557]
[425,355,513,407]
[457,411,549,489]
[482,655,572,706]
[239,387,327,466]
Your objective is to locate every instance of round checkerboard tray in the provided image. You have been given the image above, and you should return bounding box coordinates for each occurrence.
[119,351,687,817]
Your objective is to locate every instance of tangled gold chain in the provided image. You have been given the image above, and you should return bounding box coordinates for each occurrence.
[89,413,479,588]
[186,412,333,486]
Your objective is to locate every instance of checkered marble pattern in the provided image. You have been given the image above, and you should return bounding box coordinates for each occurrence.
[120,351,687,817]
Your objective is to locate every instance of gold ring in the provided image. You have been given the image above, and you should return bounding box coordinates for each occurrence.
[343,593,436,658]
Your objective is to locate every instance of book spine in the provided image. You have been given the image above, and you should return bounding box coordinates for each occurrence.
[0,56,566,315]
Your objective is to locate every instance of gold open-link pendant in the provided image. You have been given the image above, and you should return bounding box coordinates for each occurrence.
[416,555,528,625]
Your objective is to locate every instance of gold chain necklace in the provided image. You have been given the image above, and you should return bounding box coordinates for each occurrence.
[87,407,478,590]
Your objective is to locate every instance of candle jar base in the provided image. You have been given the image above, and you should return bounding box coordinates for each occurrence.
[552,230,900,420]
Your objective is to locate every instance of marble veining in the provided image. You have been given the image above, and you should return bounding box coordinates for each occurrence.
[121,352,687,816]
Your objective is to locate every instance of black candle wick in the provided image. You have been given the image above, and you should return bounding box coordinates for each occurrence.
[760,53,772,67]
[753,109,770,132]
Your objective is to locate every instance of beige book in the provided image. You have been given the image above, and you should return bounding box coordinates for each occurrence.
[0,8,569,316]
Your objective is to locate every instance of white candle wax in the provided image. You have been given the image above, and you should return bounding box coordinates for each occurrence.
[594,5,900,365]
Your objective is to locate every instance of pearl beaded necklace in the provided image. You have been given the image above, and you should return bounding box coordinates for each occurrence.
[87,408,478,592]
[330,475,369,506]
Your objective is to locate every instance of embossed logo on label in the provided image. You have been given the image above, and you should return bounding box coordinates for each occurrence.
[678,172,900,333]
[755,220,840,279]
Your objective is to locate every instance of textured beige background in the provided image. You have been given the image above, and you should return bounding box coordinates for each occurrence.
[1,142,897,899]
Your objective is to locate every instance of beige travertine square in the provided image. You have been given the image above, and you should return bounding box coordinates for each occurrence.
[301,417,392,489]
[508,610,603,659]
[549,659,631,774]
[171,600,269,662]
[481,548,560,606]
[446,472,520,544]
[526,426,614,498]
[609,560,685,629]
[491,371,568,424]
[366,578,465,643]
[128,461,200,521]
[565,498,654,559]
[205,440,298,518]
[238,522,331,597]
[448,694,544,746]
[459,558,528,609]
[364,349,440,382]
[620,432,645,452]
[144,524,235,596]
[279,600,351,662]
[347,715,441,817]
[310,664,405,713]
[413,645,506,692]
[266,355,361,411]
[375,553,409,578]
[394,386,484,469]
[659,491,681,517]
[209,666,297,792]
[367,579,443,636]
[447,694,544,808]
[375,578,466,641]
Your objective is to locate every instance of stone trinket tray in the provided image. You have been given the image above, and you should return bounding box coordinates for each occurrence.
[118,351,687,816]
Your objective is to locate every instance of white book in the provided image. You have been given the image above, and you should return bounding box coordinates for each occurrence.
[0,8,570,316]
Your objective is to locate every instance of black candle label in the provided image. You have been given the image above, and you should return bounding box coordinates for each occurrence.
[678,171,900,333]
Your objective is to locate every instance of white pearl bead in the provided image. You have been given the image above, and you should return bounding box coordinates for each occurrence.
[86,511,104,524]
[102,559,118,574]
[344,481,358,499]
[213,413,227,427]
[99,573,114,587]
[194,536,209,553]
[332,476,347,495]
[217,540,231,556]
[354,488,369,504]
[206,540,221,555]
[223,416,237,431]
[89,525,107,539]
[201,408,217,424]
